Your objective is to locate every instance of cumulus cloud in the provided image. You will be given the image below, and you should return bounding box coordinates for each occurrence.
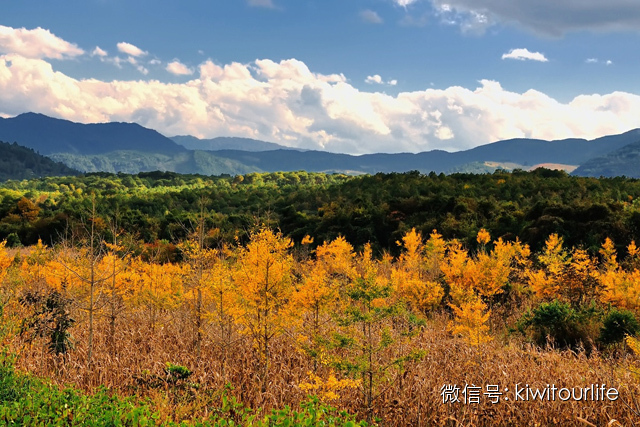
[365,75,383,84]
[360,10,383,24]
[502,48,548,62]
[117,42,147,57]
[166,60,193,76]
[91,46,108,57]
[366,75,398,86]
[0,25,84,59]
[429,0,640,35]
[1,53,640,154]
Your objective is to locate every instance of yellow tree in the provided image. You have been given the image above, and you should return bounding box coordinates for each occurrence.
[0,241,12,284]
[290,236,356,371]
[233,227,294,393]
[0,241,17,345]
[19,239,50,289]
[527,234,598,305]
[449,297,492,346]
[127,257,184,331]
[441,229,519,346]
[599,240,640,312]
[206,246,238,380]
[332,243,424,423]
[527,234,570,300]
[180,236,215,360]
[391,228,443,314]
[52,196,128,365]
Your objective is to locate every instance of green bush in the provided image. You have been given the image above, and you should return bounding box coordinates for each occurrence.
[599,308,640,345]
[517,300,596,350]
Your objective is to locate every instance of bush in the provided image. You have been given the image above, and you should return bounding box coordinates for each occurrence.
[517,300,595,350]
[599,308,640,345]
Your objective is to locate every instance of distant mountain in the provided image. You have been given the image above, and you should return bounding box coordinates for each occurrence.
[2,112,640,177]
[456,130,640,167]
[49,150,259,175]
[171,135,294,152]
[573,139,640,178]
[209,130,640,175]
[0,113,185,155]
[0,141,79,181]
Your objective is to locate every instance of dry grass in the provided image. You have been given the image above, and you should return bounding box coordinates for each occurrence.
[7,305,640,426]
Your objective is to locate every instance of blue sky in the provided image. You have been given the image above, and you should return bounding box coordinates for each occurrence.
[2,0,640,154]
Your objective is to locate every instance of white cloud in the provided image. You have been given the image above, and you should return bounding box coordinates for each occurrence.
[429,0,640,35]
[166,60,193,76]
[116,42,147,57]
[360,10,383,24]
[247,0,275,8]
[0,25,84,59]
[586,58,614,65]
[92,46,108,57]
[366,75,398,86]
[1,53,640,154]
[149,59,162,66]
[365,75,383,84]
[395,0,419,7]
[502,48,548,62]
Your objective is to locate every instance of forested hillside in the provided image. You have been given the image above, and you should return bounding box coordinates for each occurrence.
[0,141,79,181]
[1,169,639,253]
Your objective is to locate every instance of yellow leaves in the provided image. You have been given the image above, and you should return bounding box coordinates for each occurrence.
[628,241,639,258]
[316,236,355,279]
[476,228,491,246]
[600,268,640,311]
[527,234,569,300]
[128,258,184,312]
[600,237,619,272]
[398,228,422,261]
[392,228,444,312]
[233,228,294,358]
[299,370,361,402]
[449,297,492,346]
[0,241,12,283]
[235,228,293,309]
[292,261,336,312]
[527,269,557,300]
[539,234,569,277]
[626,335,640,356]
[301,235,314,245]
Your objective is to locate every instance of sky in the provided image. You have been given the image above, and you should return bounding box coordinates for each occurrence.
[1,0,640,154]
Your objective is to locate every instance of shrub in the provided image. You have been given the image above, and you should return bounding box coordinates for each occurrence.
[517,300,594,350]
[599,308,640,345]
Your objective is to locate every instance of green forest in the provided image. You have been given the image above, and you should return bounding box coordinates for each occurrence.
[1,169,639,255]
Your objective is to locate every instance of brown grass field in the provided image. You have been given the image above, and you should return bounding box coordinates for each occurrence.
[7,306,640,426]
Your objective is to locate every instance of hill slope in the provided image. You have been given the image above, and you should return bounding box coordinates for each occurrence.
[49,150,260,175]
[171,135,293,152]
[0,113,186,155]
[209,130,640,174]
[0,141,80,181]
[572,138,640,178]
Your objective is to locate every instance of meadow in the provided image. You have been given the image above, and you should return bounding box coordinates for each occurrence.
[1,171,640,426]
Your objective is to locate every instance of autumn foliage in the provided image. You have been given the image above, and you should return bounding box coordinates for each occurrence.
[2,225,640,426]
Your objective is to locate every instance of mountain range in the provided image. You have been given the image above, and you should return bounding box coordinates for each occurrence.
[0,112,639,179]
